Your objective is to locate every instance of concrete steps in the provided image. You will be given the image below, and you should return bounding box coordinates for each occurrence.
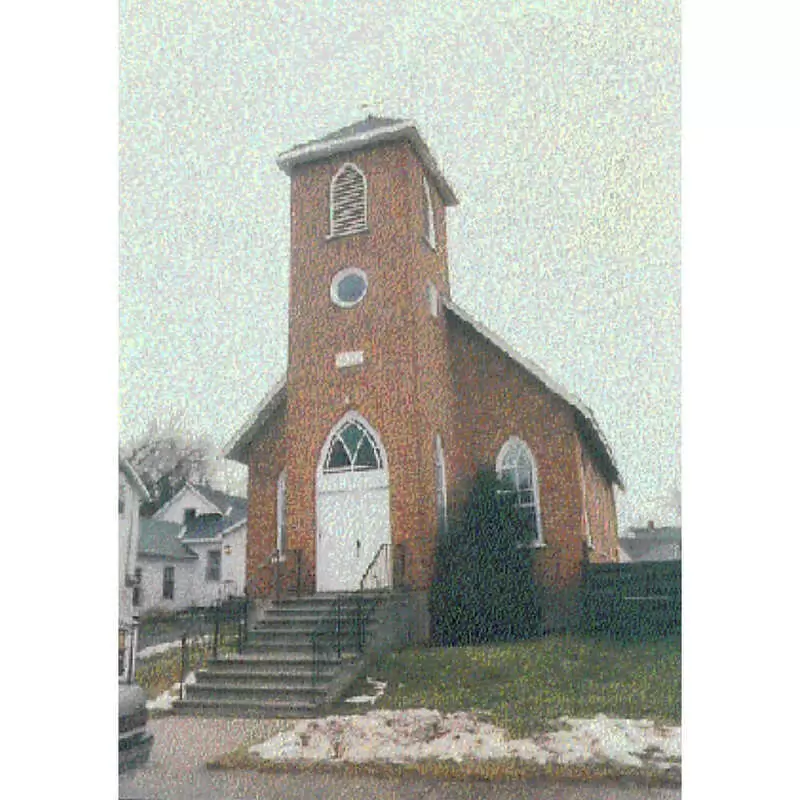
[172,594,380,718]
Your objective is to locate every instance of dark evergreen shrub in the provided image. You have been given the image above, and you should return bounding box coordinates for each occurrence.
[429,468,542,646]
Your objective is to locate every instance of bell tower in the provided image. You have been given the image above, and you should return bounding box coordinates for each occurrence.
[275,117,460,591]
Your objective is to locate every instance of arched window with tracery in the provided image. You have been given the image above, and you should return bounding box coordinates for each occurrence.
[496,437,543,545]
[323,419,383,473]
[330,163,367,238]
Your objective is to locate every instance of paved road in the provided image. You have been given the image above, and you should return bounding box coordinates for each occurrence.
[119,716,681,800]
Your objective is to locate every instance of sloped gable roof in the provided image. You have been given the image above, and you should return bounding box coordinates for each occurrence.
[153,481,247,521]
[444,298,622,488]
[138,520,198,560]
[119,457,150,501]
[224,375,287,463]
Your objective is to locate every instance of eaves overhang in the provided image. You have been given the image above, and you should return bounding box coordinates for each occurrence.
[276,119,458,207]
[224,374,288,463]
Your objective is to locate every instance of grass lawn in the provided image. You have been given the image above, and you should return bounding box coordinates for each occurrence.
[357,633,680,738]
[135,628,240,700]
[135,646,207,700]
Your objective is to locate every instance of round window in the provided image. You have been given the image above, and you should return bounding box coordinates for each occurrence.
[331,268,368,308]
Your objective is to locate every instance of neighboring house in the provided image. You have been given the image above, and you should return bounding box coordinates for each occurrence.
[134,519,199,613]
[618,522,681,563]
[224,116,623,632]
[148,482,248,607]
[119,458,150,680]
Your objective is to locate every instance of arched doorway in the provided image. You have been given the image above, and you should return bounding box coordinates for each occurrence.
[316,413,391,592]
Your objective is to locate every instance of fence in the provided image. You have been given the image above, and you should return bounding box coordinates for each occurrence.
[582,560,681,638]
[136,598,248,699]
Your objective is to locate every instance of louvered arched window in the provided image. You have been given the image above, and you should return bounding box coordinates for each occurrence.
[323,419,383,473]
[330,163,367,238]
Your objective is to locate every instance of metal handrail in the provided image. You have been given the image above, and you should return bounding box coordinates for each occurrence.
[311,543,410,686]
[360,543,390,592]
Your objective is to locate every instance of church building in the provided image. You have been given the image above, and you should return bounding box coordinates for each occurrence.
[226,116,622,631]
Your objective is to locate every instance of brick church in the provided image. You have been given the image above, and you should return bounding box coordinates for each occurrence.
[226,116,621,629]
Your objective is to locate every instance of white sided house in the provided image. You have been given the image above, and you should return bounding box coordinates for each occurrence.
[150,483,248,607]
[134,519,199,614]
[119,458,150,680]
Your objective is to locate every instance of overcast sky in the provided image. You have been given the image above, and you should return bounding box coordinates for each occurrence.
[119,0,680,530]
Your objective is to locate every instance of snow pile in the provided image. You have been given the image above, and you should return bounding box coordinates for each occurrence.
[146,671,196,711]
[248,709,680,769]
[138,640,185,660]
[543,715,681,769]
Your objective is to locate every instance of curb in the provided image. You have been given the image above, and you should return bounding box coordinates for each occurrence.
[206,751,681,787]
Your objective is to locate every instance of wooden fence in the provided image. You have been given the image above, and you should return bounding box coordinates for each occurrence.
[582,560,681,638]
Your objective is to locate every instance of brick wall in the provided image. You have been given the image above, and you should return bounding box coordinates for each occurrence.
[445,315,588,597]
[581,440,620,563]
[246,400,287,596]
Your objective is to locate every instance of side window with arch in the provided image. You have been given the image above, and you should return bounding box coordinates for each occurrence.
[330,163,367,238]
[323,419,383,473]
[496,437,543,545]
[434,434,447,536]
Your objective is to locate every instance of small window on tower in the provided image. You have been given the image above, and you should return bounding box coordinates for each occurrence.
[331,268,368,308]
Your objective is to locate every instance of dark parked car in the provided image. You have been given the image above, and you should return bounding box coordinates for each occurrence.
[119,682,153,773]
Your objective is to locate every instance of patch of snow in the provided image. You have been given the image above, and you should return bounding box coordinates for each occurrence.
[145,671,196,711]
[247,708,681,770]
[138,635,211,660]
[540,715,681,769]
[344,677,388,705]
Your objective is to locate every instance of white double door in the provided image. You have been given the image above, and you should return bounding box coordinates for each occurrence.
[316,468,391,593]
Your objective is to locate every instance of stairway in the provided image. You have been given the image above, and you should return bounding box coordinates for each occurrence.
[172,594,379,718]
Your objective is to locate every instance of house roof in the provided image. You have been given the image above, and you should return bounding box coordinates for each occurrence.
[224,376,287,464]
[188,484,248,520]
[443,298,622,488]
[156,480,247,518]
[179,485,248,542]
[119,457,150,501]
[626,525,681,539]
[619,538,681,563]
[619,525,681,562]
[182,513,246,542]
[138,519,198,561]
[152,481,247,541]
[276,116,458,207]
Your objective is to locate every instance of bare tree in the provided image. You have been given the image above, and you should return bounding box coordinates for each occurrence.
[123,414,220,515]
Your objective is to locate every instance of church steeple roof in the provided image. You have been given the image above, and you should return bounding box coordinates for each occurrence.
[276,116,458,206]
